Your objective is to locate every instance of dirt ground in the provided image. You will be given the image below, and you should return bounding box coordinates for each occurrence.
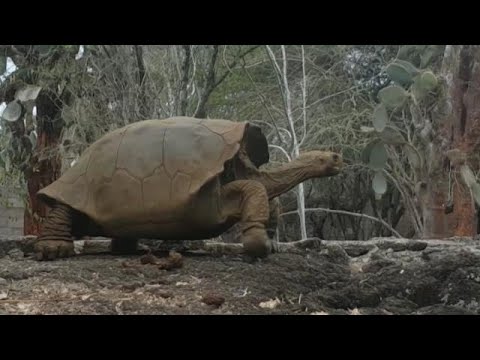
[1,237,480,315]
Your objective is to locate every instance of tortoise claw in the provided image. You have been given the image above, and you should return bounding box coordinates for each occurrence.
[34,240,75,261]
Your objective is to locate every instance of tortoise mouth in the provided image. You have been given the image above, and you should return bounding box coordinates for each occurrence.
[330,167,341,175]
[328,163,343,175]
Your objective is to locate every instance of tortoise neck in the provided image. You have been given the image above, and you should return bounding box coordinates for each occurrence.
[256,162,312,199]
[238,158,312,199]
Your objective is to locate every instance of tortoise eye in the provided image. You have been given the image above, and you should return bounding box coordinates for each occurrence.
[332,154,339,162]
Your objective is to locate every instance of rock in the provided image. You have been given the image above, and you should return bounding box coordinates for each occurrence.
[414,304,477,315]
[343,244,374,257]
[376,240,427,252]
[7,248,24,260]
[325,244,350,264]
[121,281,145,292]
[202,294,225,308]
[140,254,158,265]
[406,241,428,251]
[0,277,7,286]
[362,258,396,273]
[379,297,418,315]
[157,290,174,299]
[259,298,282,309]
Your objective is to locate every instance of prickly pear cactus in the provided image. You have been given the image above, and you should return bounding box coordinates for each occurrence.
[361,57,440,201]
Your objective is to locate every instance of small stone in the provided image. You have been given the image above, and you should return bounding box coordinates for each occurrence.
[362,258,396,273]
[202,294,225,308]
[122,281,145,291]
[0,278,7,286]
[344,245,373,257]
[406,241,428,251]
[325,244,349,264]
[158,290,173,299]
[140,253,158,265]
[259,298,281,309]
[7,249,24,260]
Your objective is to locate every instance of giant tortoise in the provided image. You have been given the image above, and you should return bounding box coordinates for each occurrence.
[34,117,343,260]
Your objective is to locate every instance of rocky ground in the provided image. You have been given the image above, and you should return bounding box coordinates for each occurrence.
[1,236,480,315]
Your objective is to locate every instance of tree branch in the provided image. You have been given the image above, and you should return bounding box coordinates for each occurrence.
[281,207,402,238]
[214,45,260,87]
[134,45,148,118]
[192,45,260,118]
[299,45,308,147]
[177,45,191,116]
[194,45,219,118]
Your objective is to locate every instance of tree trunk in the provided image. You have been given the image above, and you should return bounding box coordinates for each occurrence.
[449,46,480,236]
[424,45,480,238]
[23,92,64,235]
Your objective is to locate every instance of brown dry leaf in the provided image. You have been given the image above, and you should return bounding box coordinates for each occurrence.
[140,251,183,270]
[157,251,183,270]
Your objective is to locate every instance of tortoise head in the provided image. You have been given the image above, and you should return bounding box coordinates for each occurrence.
[296,150,344,177]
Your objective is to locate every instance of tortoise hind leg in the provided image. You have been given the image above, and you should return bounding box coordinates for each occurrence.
[34,203,75,261]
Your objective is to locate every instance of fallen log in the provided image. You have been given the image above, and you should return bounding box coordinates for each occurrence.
[31,237,430,256]
[2,235,480,258]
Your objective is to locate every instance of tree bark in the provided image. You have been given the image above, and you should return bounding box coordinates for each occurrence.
[24,91,64,235]
[448,46,480,236]
[425,45,480,238]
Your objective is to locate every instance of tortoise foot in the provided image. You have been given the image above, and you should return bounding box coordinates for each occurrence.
[241,228,271,258]
[34,239,75,261]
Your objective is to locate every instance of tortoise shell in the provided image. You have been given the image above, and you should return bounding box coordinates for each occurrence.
[38,117,267,233]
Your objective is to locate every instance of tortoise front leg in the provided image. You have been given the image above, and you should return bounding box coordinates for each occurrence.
[266,198,281,253]
[220,180,271,258]
[266,198,280,239]
[34,203,75,261]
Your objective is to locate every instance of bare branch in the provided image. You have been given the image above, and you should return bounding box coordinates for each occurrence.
[177,45,191,116]
[214,45,260,87]
[243,66,283,142]
[281,207,402,238]
[194,45,219,118]
[134,45,148,118]
[299,45,307,147]
[268,144,292,162]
